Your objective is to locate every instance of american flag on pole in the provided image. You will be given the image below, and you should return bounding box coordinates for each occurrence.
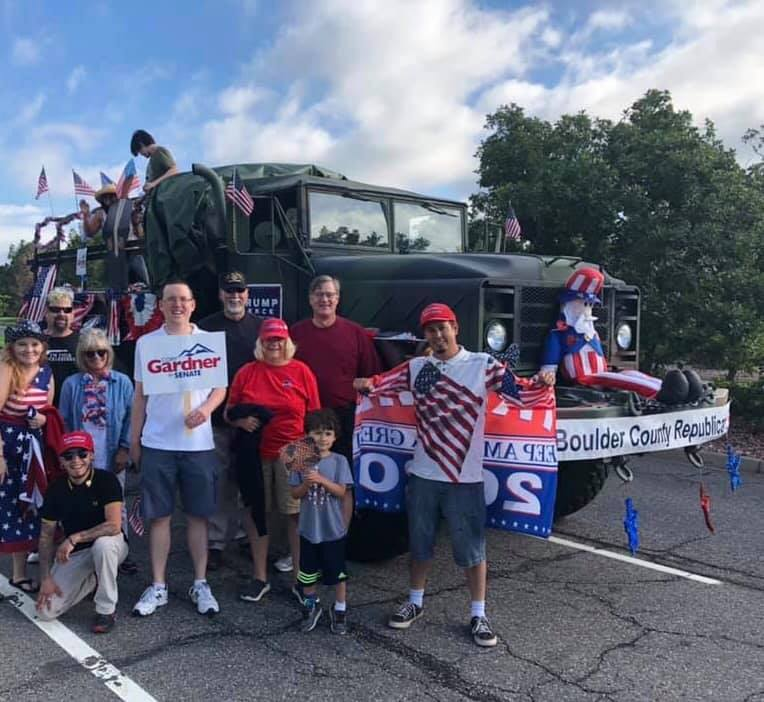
[35,166,49,200]
[107,292,121,346]
[71,293,96,331]
[225,168,255,216]
[504,201,522,241]
[116,159,140,198]
[100,171,114,186]
[18,265,58,322]
[73,170,96,197]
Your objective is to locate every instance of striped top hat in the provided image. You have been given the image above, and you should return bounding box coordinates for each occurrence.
[560,267,604,304]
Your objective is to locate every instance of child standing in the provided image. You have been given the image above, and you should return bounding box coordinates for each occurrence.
[289,409,354,633]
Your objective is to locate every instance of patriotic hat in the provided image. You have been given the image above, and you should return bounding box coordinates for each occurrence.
[59,431,94,454]
[259,317,289,340]
[4,320,47,344]
[560,267,604,305]
[94,183,117,204]
[420,303,457,327]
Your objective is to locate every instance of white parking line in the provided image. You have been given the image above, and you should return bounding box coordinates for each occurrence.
[547,536,723,585]
[0,574,158,702]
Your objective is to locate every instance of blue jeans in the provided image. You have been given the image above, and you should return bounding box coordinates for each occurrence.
[406,475,486,568]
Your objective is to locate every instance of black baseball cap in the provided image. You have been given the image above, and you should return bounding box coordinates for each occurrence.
[219,271,247,290]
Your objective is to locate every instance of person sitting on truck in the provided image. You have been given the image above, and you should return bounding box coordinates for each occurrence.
[130,129,177,193]
[353,302,535,648]
[80,184,117,238]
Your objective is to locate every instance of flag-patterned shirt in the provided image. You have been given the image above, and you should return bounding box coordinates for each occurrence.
[371,348,548,484]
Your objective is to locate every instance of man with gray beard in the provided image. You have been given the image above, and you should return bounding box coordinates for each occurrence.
[199,272,263,570]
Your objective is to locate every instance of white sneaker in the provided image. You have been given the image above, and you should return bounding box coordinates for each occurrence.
[26,552,39,564]
[274,555,293,573]
[189,581,219,616]
[133,585,168,617]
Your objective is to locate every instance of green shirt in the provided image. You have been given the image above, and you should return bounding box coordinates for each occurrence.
[146,146,175,183]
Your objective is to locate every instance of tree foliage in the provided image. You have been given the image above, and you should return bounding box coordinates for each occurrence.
[472,90,764,378]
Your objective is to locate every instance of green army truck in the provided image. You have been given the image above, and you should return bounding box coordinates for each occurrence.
[32,163,730,560]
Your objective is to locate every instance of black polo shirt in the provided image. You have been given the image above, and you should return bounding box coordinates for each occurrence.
[40,469,123,552]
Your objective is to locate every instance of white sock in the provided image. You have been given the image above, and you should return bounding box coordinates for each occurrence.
[193,579,207,589]
[471,600,485,618]
[409,589,424,608]
[334,600,347,613]
[152,582,167,591]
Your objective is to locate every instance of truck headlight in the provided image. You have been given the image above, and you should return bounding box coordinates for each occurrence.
[485,321,508,351]
[616,323,632,350]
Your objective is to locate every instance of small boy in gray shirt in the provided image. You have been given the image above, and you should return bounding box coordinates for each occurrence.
[289,409,354,634]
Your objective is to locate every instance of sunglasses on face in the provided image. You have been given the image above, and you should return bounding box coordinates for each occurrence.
[61,449,89,461]
[48,306,73,314]
[223,287,246,294]
[85,349,108,359]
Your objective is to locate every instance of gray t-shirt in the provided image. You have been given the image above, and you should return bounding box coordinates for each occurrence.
[289,452,353,544]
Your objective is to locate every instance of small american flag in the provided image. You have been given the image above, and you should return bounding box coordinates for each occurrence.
[71,293,96,331]
[100,171,114,186]
[128,495,145,536]
[485,358,555,409]
[73,170,96,197]
[19,410,48,511]
[225,168,254,216]
[35,166,49,200]
[504,201,522,242]
[107,293,121,346]
[18,265,58,322]
[116,159,140,198]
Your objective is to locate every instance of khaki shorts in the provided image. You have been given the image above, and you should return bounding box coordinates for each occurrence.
[262,456,300,515]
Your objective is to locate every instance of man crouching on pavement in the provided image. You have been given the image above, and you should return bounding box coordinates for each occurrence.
[36,431,128,633]
[354,303,522,648]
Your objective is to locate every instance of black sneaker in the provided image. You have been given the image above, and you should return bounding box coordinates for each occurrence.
[207,549,224,572]
[330,607,347,635]
[302,601,323,632]
[91,612,116,634]
[291,582,306,606]
[470,616,497,647]
[388,602,423,629]
[239,579,271,603]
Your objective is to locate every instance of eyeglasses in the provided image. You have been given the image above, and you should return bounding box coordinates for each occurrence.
[85,349,108,359]
[61,449,89,461]
[311,292,338,299]
[48,306,73,314]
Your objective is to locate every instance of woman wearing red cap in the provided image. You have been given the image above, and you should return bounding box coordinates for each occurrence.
[225,317,320,604]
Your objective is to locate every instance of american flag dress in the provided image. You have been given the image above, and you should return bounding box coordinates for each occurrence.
[0,365,52,553]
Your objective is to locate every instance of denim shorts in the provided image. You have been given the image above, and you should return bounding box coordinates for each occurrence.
[140,447,219,520]
[406,474,486,568]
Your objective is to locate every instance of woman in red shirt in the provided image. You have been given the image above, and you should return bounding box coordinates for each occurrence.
[226,318,319,604]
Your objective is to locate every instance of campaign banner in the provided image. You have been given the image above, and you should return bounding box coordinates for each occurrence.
[353,391,558,538]
[247,284,282,318]
[556,403,730,461]
[139,332,228,395]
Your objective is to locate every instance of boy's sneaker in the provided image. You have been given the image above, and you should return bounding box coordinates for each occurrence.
[302,600,323,632]
[470,616,497,647]
[132,585,168,617]
[92,612,116,634]
[291,582,306,605]
[274,555,294,573]
[330,607,347,635]
[388,601,423,629]
[189,581,219,616]
[239,579,271,602]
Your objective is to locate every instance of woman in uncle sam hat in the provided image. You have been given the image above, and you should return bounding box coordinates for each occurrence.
[537,267,703,404]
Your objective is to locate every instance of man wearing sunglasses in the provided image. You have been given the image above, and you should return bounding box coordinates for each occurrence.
[36,431,127,634]
[45,287,79,406]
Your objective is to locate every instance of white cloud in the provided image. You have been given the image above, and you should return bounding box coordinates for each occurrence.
[0,203,46,262]
[16,93,46,124]
[586,9,631,32]
[67,66,86,94]
[11,36,39,65]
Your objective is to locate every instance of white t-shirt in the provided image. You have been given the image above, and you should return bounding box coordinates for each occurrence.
[134,324,216,451]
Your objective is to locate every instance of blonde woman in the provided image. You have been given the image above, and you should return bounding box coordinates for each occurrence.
[0,321,54,593]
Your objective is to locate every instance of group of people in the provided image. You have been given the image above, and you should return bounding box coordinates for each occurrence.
[1,270,519,647]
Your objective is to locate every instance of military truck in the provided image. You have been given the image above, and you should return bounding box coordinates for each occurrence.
[32,163,729,559]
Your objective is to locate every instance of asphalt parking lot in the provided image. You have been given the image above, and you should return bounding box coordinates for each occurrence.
[2,450,763,702]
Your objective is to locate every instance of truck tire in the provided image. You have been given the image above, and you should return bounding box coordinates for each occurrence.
[346,510,409,562]
[554,460,609,519]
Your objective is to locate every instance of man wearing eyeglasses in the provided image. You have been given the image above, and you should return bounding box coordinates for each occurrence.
[36,431,128,634]
[45,287,79,406]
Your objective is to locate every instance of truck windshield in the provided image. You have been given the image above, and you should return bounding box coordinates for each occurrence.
[309,191,389,248]
[394,201,463,253]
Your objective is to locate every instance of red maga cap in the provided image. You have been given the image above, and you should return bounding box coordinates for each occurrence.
[420,303,457,327]
[60,431,94,454]
[259,317,289,340]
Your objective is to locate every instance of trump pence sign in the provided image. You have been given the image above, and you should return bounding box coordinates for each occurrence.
[138,332,228,395]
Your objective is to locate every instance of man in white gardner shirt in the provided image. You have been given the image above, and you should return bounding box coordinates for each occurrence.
[130,279,226,617]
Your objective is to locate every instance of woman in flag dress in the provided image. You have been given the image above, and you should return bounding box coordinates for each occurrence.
[0,320,54,593]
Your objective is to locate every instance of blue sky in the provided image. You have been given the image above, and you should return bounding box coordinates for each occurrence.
[1,0,762,260]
